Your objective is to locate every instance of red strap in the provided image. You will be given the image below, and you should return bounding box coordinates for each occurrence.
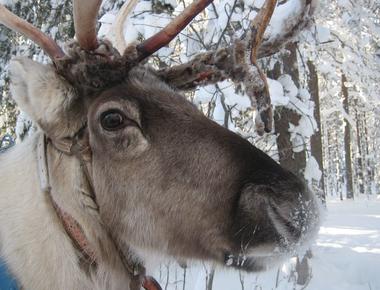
[54,202,163,289]
[53,201,97,264]
[143,276,163,290]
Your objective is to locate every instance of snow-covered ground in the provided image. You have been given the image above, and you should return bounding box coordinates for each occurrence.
[153,197,380,290]
[307,198,380,290]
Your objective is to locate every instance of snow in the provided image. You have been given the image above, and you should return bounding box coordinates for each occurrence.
[337,0,352,9]
[278,74,298,99]
[308,199,380,290]
[150,198,380,290]
[266,0,303,42]
[268,78,289,107]
[316,25,331,43]
[304,156,322,183]
[194,85,216,104]
[1,0,379,288]
[160,0,178,8]
[0,0,14,6]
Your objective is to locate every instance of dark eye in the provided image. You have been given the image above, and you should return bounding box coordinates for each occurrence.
[100,110,126,131]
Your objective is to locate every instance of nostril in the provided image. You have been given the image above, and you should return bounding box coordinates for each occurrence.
[269,190,320,244]
[267,200,303,244]
[236,183,320,253]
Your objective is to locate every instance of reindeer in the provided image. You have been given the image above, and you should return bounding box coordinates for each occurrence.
[0,0,320,289]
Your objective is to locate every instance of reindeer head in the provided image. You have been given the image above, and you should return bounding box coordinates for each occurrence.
[1,0,319,274]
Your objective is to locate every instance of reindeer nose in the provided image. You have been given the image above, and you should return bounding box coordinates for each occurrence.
[266,188,319,246]
[236,178,320,251]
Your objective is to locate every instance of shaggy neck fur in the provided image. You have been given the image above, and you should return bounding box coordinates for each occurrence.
[0,131,134,290]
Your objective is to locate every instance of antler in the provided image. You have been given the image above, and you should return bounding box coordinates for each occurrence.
[109,0,140,53]
[1,0,315,135]
[0,0,104,58]
[73,0,102,50]
[246,0,277,134]
[136,0,213,61]
[105,0,276,133]
[0,4,65,59]
[159,0,316,89]
[0,0,104,59]
[157,0,278,134]
[110,0,213,60]
[157,0,317,134]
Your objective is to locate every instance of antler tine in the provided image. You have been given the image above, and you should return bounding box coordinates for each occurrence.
[0,4,65,59]
[136,0,213,61]
[73,0,102,50]
[248,0,277,63]
[109,0,139,53]
[245,0,277,134]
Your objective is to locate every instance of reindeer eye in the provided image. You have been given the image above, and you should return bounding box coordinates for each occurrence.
[100,110,126,131]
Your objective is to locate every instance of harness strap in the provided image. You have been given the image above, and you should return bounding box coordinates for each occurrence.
[37,135,50,193]
[37,133,162,290]
[51,200,97,265]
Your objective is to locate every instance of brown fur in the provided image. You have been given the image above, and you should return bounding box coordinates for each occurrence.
[0,53,320,290]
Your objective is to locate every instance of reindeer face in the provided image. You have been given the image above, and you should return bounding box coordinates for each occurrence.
[3,0,320,275]
[83,66,322,270]
[10,57,319,271]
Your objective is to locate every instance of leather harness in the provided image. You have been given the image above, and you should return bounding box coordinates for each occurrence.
[37,133,162,290]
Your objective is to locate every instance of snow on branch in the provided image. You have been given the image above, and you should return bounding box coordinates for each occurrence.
[157,0,317,135]
[258,0,318,57]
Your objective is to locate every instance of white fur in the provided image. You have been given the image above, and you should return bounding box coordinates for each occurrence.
[0,57,134,290]
[0,132,136,290]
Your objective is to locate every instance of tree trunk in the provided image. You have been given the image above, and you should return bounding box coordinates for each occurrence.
[269,44,306,179]
[363,115,375,195]
[295,250,313,285]
[355,104,365,194]
[342,73,354,199]
[239,271,245,290]
[307,60,326,203]
[206,267,215,290]
[269,43,310,286]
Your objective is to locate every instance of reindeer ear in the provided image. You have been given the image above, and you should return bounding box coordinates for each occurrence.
[9,57,70,125]
[9,57,85,139]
